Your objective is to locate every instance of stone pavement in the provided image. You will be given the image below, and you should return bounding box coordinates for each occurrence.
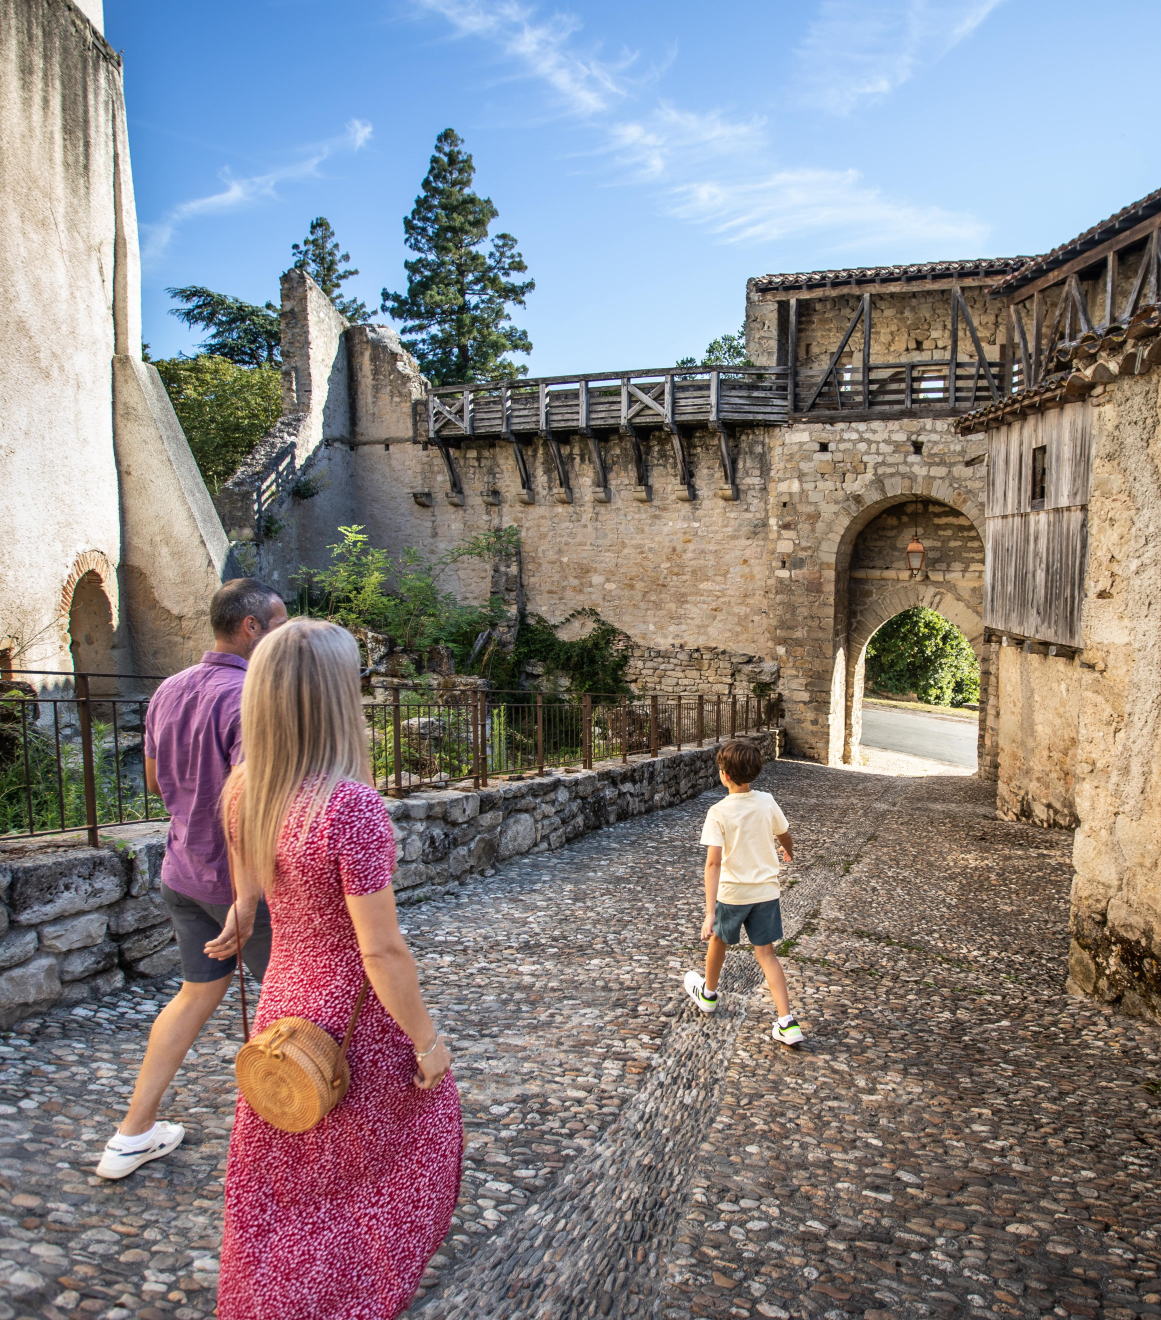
[0,759,1155,1320]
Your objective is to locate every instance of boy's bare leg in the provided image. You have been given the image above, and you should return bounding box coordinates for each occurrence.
[704,935,728,993]
[752,943,791,1017]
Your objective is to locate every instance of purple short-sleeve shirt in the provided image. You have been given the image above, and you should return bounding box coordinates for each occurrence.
[144,652,248,906]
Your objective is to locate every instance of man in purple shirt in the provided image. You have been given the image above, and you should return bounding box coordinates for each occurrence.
[96,579,287,1179]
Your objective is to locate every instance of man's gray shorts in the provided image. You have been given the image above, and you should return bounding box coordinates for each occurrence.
[159,883,272,983]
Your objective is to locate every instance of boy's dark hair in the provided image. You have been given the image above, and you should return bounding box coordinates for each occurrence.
[716,739,762,785]
[210,578,281,639]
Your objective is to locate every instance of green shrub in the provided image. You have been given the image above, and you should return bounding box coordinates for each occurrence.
[865,607,979,706]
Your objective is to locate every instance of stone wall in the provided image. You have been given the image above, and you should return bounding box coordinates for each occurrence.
[0,733,777,1024]
[745,283,1003,371]
[995,645,1080,828]
[0,834,174,1029]
[1067,372,1161,1020]
[623,644,779,697]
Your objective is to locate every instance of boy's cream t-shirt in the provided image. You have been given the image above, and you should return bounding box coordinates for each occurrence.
[700,789,790,905]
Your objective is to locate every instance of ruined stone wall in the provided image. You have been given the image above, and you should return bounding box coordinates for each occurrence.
[996,646,1080,828]
[746,284,1003,371]
[623,643,778,697]
[1068,372,1161,1020]
[0,0,129,679]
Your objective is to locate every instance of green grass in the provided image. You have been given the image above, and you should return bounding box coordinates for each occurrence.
[863,696,978,721]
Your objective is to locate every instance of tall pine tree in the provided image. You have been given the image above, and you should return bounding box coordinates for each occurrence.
[167,286,281,365]
[291,217,369,323]
[382,129,533,384]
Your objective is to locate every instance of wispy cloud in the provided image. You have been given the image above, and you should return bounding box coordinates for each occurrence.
[794,0,1005,115]
[141,119,373,265]
[668,167,987,251]
[413,0,635,116]
[408,0,993,258]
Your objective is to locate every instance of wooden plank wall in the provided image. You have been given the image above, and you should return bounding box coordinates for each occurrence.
[984,402,1092,647]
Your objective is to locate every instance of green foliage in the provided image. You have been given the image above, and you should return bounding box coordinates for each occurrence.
[512,610,631,696]
[291,216,369,323]
[154,355,282,491]
[865,607,980,706]
[301,524,520,663]
[167,286,281,366]
[0,713,164,836]
[382,128,534,384]
[677,324,752,371]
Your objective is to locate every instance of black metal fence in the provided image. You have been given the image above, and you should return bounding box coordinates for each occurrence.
[1,671,779,843]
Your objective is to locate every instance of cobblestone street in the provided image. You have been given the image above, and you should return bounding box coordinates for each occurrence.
[0,759,1157,1320]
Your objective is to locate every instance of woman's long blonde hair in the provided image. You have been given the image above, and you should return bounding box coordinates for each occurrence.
[223,619,371,899]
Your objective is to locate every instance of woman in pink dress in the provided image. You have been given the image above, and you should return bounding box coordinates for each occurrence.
[206,619,461,1320]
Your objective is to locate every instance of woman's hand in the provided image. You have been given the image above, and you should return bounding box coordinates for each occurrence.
[413,1038,452,1090]
[204,902,256,961]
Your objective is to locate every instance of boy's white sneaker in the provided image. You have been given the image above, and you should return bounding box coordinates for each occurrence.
[773,1015,804,1048]
[684,971,719,1014]
[95,1121,185,1180]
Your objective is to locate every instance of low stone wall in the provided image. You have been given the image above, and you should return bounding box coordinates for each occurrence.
[622,643,779,697]
[0,833,173,1028]
[0,732,779,1024]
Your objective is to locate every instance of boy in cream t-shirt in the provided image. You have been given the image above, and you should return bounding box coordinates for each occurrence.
[684,739,804,1047]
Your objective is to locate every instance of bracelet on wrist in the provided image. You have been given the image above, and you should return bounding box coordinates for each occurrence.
[414,1035,440,1061]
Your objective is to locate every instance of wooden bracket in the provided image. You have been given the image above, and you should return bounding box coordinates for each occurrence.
[543,431,572,504]
[510,438,534,503]
[803,296,867,413]
[433,438,464,506]
[670,430,694,500]
[716,429,738,501]
[587,435,610,502]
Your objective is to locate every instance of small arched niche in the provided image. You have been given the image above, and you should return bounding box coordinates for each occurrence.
[68,570,118,695]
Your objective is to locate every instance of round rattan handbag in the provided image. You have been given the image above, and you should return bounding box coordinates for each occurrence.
[227,880,369,1134]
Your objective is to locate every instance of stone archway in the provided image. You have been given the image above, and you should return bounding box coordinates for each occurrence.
[829,496,985,766]
[61,551,121,693]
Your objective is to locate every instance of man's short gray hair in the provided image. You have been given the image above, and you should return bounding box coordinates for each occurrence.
[210,579,281,639]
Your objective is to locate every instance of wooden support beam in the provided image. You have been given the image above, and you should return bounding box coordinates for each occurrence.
[671,431,693,498]
[587,435,610,502]
[538,381,549,436]
[948,287,959,407]
[1011,303,1031,392]
[433,439,464,506]
[510,438,533,502]
[578,379,590,435]
[664,374,675,433]
[862,293,871,410]
[1043,283,1071,371]
[788,298,798,414]
[717,429,737,500]
[1032,290,1044,386]
[622,422,650,496]
[546,434,572,503]
[501,384,514,440]
[463,388,474,436]
[709,369,721,427]
[1105,250,1118,328]
[1005,210,1161,302]
[1067,273,1094,335]
[956,290,1000,402]
[802,299,865,412]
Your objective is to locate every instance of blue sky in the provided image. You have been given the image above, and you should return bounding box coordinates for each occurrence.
[106,0,1161,377]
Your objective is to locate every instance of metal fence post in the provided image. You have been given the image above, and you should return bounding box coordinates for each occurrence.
[621,696,628,764]
[392,687,404,797]
[479,693,489,788]
[730,695,737,739]
[650,695,659,758]
[697,694,704,747]
[470,691,480,790]
[75,673,99,847]
[582,694,593,770]
[537,693,544,776]
[716,695,722,742]
[676,695,682,752]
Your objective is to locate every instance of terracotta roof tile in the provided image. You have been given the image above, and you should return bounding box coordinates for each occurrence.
[750,257,1025,294]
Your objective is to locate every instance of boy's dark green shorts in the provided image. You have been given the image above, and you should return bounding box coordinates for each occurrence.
[712,897,783,947]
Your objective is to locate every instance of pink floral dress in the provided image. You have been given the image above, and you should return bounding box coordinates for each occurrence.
[218,780,462,1320]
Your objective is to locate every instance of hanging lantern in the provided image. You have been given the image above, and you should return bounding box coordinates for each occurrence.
[906,535,926,574]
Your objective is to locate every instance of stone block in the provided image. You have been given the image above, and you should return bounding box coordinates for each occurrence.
[0,954,61,1009]
[448,845,472,878]
[38,912,108,952]
[401,834,423,863]
[59,966,125,1005]
[469,833,498,871]
[477,810,503,830]
[392,862,438,893]
[498,812,537,860]
[106,894,169,935]
[444,793,480,824]
[422,829,451,864]
[60,937,118,982]
[117,921,175,963]
[8,849,127,925]
[112,835,166,897]
[0,929,36,970]
[129,942,182,979]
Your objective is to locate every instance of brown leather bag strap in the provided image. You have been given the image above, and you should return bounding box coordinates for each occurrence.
[332,976,370,1089]
[227,851,250,1044]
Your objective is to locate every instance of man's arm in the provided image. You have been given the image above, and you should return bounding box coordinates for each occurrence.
[145,756,161,802]
[701,845,722,941]
[776,829,793,862]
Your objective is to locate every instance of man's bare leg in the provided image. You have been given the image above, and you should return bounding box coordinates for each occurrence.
[119,975,232,1136]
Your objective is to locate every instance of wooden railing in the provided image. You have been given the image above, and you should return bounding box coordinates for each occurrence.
[796,358,1010,413]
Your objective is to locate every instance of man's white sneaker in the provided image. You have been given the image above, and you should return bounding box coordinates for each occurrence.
[95,1121,185,1180]
[684,970,719,1015]
[773,1016,804,1048]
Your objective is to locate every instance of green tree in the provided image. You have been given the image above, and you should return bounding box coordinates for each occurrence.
[676,324,752,371]
[865,607,980,706]
[291,217,369,323]
[154,356,282,491]
[166,286,281,365]
[382,128,533,384]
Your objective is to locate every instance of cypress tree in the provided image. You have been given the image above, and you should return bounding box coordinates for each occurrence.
[291,217,369,323]
[382,129,533,384]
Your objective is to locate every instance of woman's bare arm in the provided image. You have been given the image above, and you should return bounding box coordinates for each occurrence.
[345,886,452,1090]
